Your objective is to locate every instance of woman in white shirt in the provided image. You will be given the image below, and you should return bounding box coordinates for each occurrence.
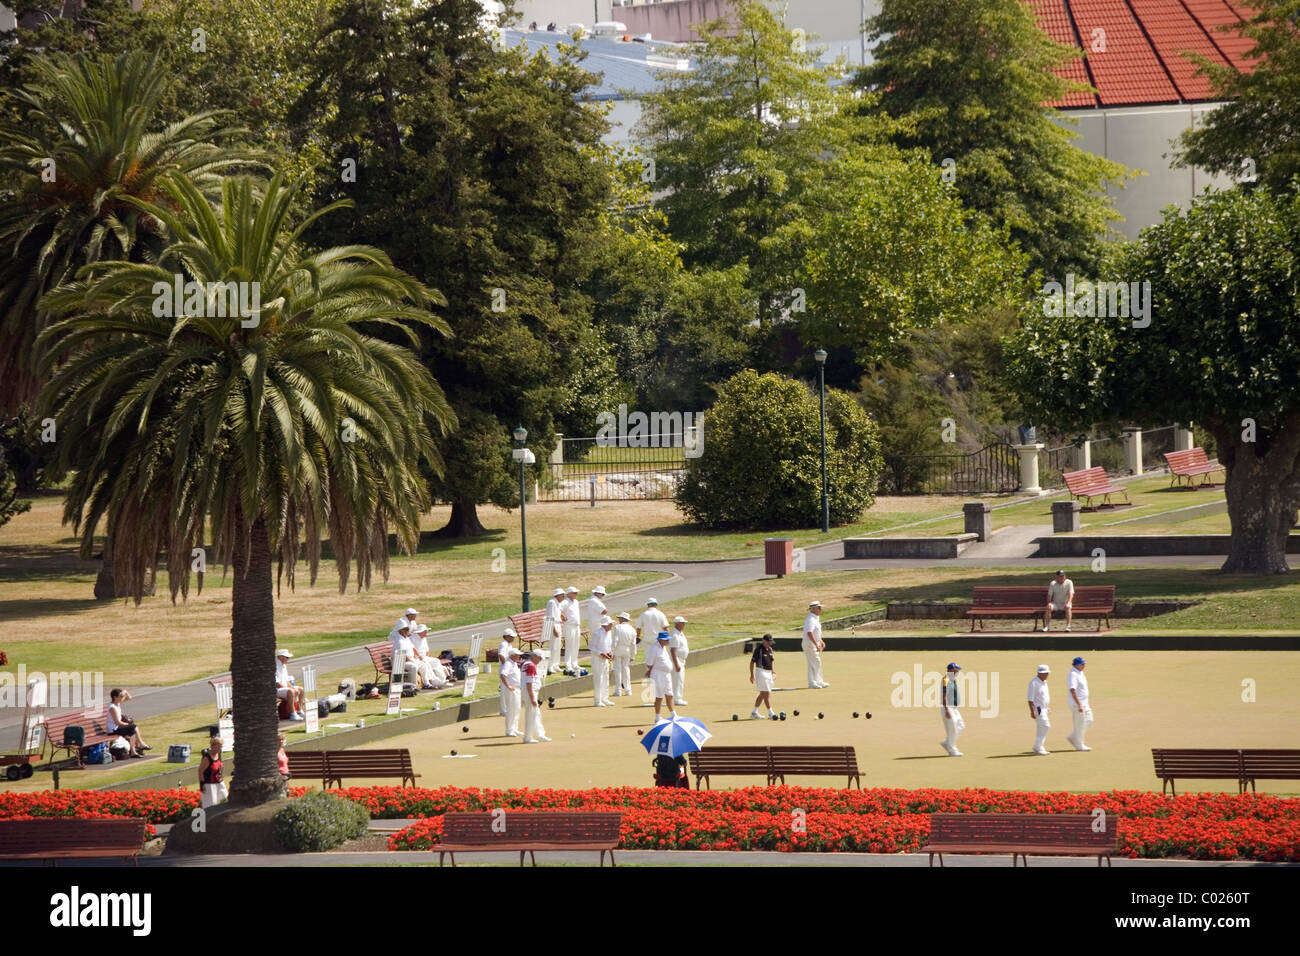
[107,688,149,757]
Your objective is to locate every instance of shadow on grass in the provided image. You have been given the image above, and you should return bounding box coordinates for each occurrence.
[0,596,103,620]
[0,544,100,582]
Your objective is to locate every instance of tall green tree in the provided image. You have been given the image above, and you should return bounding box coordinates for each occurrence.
[293,0,619,536]
[1176,0,1300,193]
[857,0,1132,277]
[636,0,850,334]
[0,50,247,410]
[38,173,454,804]
[1005,188,1300,573]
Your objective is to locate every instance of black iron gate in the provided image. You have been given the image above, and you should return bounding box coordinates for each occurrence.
[880,443,1019,494]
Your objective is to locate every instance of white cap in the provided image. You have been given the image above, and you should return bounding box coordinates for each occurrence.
[1037,664,1051,674]
[553,588,564,596]
[809,600,822,607]
[508,649,523,658]
[617,611,631,620]
[405,608,419,616]
[565,586,578,594]
[503,627,517,638]
[593,585,606,595]
[415,624,428,634]
[674,616,688,624]
[396,619,411,631]
[276,649,293,659]
[599,615,614,626]
[646,597,658,605]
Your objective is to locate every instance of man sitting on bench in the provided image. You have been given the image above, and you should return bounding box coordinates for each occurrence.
[275,649,306,720]
[1040,570,1074,633]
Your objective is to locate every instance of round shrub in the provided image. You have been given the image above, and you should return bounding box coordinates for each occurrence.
[273,791,369,852]
[676,370,882,528]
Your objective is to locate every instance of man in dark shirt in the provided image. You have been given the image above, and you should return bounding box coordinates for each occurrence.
[749,633,776,719]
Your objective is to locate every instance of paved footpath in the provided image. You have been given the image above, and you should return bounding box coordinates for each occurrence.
[26,521,1224,729]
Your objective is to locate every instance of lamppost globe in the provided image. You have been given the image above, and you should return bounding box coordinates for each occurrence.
[814,349,828,364]
[513,425,527,443]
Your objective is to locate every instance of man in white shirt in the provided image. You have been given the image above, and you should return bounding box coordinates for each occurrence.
[590,615,616,706]
[389,624,421,690]
[496,628,517,714]
[401,607,421,636]
[668,616,690,705]
[543,588,564,674]
[803,600,828,688]
[587,585,607,645]
[559,586,582,673]
[522,650,551,743]
[499,648,522,737]
[611,611,637,697]
[1066,657,1093,751]
[410,623,444,689]
[1041,570,1075,632]
[941,662,964,756]
[636,598,669,644]
[643,631,678,721]
[1026,664,1052,754]
[275,649,306,720]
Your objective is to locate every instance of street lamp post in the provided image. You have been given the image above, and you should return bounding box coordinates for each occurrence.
[512,426,534,611]
[815,349,829,533]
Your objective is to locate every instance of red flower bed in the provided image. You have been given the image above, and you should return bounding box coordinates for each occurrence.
[361,786,1300,861]
[0,790,199,824]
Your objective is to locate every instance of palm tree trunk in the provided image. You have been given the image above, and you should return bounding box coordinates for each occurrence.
[227,503,284,806]
[93,529,156,599]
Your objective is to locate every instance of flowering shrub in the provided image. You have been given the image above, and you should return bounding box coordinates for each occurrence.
[362,786,1300,862]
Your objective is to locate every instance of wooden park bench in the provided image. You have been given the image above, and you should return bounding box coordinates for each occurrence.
[507,609,550,653]
[287,748,420,788]
[41,709,118,768]
[0,818,148,865]
[437,811,622,866]
[927,813,1116,866]
[365,641,392,685]
[208,676,233,719]
[769,746,862,789]
[687,746,862,789]
[1152,748,1300,795]
[1164,448,1224,489]
[1063,466,1130,509]
[967,585,1115,631]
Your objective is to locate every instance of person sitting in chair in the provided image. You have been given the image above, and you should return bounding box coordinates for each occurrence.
[275,649,307,720]
[106,688,149,757]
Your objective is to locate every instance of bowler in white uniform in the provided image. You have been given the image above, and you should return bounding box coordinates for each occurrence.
[587,585,607,645]
[543,588,564,674]
[611,611,637,696]
[522,650,550,743]
[559,586,582,672]
[668,616,690,705]
[499,649,522,737]
[802,600,828,688]
[496,627,517,714]
[1027,664,1052,754]
[941,662,964,756]
[590,615,615,705]
[1066,656,1093,751]
[636,598,669,643]
[643,631,678,721]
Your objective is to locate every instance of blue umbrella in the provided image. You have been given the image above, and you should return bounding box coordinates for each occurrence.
[640,715,712,758]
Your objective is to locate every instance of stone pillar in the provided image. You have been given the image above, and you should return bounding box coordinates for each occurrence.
[1052,500,1081,533]
[963,502,992,542]
[1174,422,1195,452]
[1122,426,1143,475]
[1072,438,1091,472]
[1014,443,1045,494]
[550,433,564,480]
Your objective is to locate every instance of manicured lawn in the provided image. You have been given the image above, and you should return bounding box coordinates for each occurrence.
[335,650,1300,795]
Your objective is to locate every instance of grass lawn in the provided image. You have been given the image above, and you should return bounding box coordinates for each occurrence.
[326,650,1300,795]
[664,566,1300,634]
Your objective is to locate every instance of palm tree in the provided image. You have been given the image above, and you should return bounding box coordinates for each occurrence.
[0,49,250,410]
[37,172,455,806]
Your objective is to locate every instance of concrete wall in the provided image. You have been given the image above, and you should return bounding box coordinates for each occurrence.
[1038,534,1300,557]
[1059,104,1238,241]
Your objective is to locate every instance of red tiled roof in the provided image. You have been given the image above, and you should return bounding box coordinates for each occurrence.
[1026,0,1258,108]
[1026,0,1098,107]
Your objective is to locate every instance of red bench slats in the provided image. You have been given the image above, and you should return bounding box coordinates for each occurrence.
[439,811,622,866]
[928,813,1116,866]
[1063,467,1130,508]
[286,748,419,788]
[1164,448,1224,488]
[1152,748,1300,795]
[687,745,861,789]
[0,818,148,864]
